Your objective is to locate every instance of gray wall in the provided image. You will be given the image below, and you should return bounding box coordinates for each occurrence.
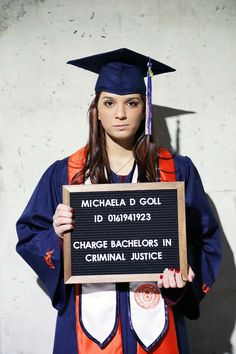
[0,1,236,353]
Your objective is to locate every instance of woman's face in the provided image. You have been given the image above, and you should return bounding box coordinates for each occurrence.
[97,92,145,146]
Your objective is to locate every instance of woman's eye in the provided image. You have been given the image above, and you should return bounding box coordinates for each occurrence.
[104,100,114,107]
[128,101,139,107]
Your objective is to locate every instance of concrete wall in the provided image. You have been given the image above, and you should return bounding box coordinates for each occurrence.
[0,0,235,353]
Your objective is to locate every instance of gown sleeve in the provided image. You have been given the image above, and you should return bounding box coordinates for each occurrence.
[174,155,222,319]
[16,159,69,311]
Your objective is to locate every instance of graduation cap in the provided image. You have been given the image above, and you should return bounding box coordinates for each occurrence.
[67,48,175,135]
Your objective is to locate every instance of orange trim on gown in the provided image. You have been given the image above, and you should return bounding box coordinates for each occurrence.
[68,146,88,185]
[69,147,179,354]
[158,147,176,182]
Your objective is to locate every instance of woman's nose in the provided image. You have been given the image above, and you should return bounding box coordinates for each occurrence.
[115,105,127,119]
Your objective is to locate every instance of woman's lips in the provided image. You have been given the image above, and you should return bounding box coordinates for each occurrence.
[113,124,129,130]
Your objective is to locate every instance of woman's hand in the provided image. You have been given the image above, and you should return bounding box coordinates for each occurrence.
[53,204,74,239]
[158,266,195,289]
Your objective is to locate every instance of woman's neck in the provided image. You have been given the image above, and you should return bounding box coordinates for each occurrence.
[106,135,135,176]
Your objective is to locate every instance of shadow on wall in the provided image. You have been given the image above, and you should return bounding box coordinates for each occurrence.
[152,104,195,154]
[186,199,236,354]
[152,104,236,354]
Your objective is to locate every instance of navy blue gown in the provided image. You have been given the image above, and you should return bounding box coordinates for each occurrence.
[16,153,221,354]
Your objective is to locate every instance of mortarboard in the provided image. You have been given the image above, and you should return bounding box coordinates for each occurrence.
[67,48,175,135]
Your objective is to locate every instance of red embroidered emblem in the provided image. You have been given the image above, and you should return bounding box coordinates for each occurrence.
[134,284,160,309]
[44,249,55,269]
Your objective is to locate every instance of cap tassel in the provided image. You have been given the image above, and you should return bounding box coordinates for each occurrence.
[145,59,153,136]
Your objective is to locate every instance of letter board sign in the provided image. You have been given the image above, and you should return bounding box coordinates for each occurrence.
[63,182,187,284]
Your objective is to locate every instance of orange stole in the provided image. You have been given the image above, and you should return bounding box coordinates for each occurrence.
[68,147,179,354]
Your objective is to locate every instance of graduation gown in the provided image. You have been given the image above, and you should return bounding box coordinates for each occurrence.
[16,148,221,354]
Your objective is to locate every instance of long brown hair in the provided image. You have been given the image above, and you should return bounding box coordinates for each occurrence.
[71,93,159,184]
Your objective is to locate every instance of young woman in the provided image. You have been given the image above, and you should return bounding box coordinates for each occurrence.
[16,48,221,354]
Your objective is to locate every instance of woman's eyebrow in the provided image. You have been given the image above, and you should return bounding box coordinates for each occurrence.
[101,96,141,100]
[125,97,141,102]
[101,96,115,100]
[127,97,141,100]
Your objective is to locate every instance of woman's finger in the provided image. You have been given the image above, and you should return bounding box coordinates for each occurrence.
[54,210,74,220]
[157,274,164,288]
[168,268,177,288]
[187,266,195,282]
[175,269,186,288]
[53,216,73,228]
[162,268,170,288]
[56,204,73,212]
[54,223,74,238]
[53,204,73,218]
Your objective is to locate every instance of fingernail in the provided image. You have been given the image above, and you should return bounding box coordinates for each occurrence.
[176,268,180,273]
[170,266,175,271]
[160,274,163,279]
